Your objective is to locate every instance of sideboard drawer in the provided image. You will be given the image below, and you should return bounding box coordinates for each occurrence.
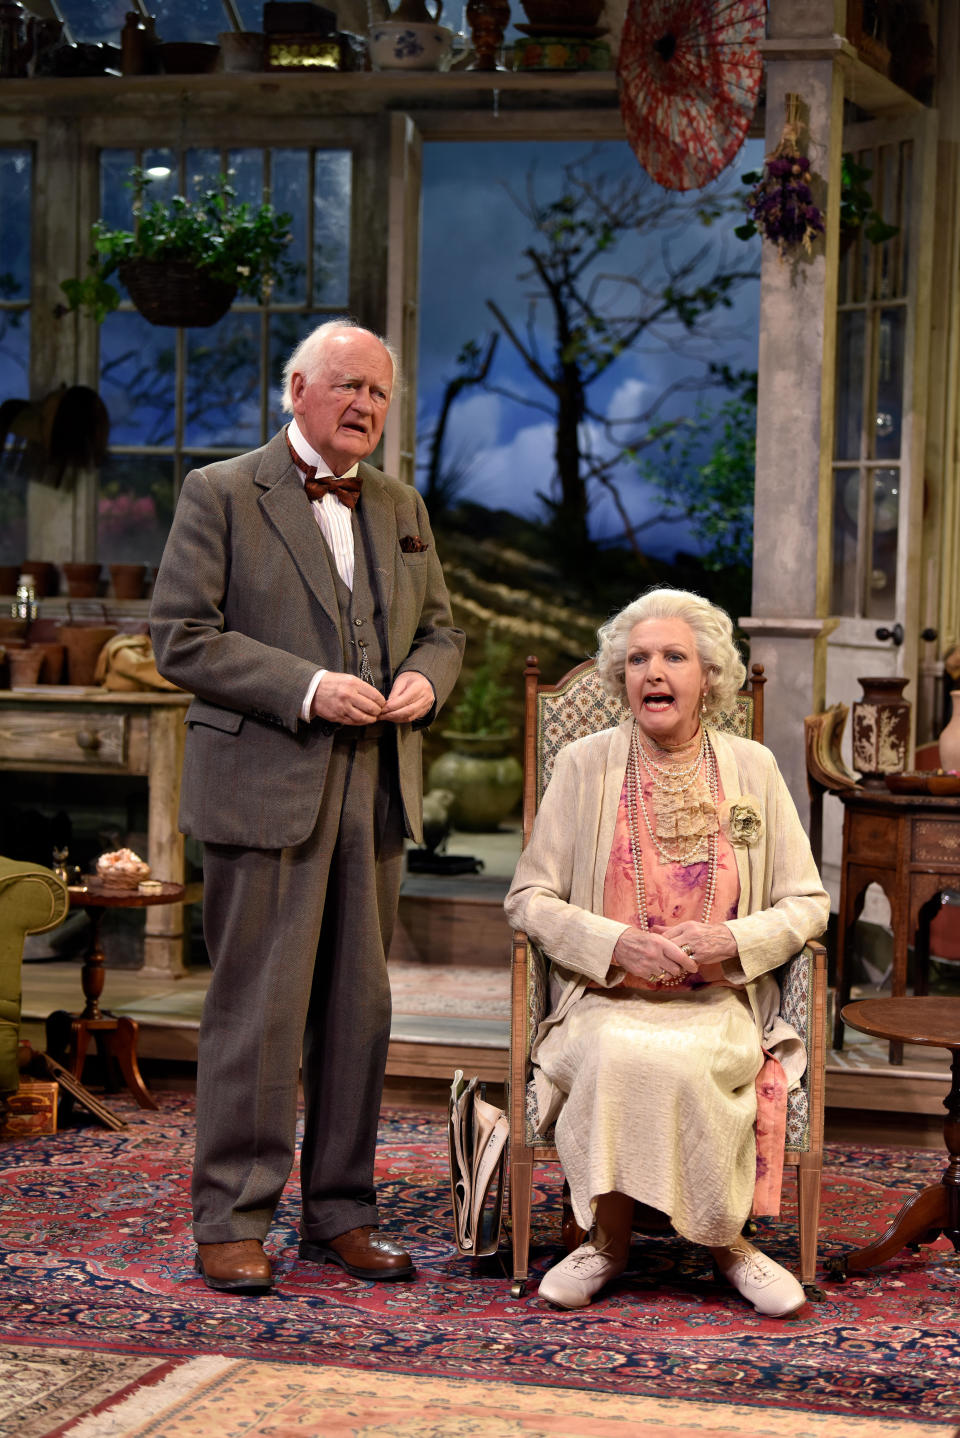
[0,709,128,767]
[913,821,960,867]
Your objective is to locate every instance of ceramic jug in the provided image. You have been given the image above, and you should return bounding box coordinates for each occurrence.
[939,691,960,773]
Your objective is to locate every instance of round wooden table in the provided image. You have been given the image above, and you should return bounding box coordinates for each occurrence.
[829,997,960,1279]
[46,878,185,1111]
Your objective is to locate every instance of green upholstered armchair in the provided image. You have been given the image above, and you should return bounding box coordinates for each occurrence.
[0,858,69,1105]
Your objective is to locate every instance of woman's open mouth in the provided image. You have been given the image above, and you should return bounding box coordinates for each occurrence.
[643,693,675,710]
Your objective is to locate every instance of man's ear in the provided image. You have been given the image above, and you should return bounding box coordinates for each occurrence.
[289,371,305,408]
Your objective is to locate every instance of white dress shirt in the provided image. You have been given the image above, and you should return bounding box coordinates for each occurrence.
[288,417,361,720]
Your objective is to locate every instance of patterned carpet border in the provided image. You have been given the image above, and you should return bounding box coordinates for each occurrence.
[1,1097,960,1426]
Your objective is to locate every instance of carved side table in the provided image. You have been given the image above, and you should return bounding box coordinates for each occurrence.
[832,789,960,1063]
[829,997,960,1279]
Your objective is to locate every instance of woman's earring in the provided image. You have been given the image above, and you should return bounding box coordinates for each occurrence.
[701,692,707,714]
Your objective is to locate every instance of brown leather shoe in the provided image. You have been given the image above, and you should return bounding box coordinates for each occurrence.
[299,1226,415,1280]
[195,1239,273,1293]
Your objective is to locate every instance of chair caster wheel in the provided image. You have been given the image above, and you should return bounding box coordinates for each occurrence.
[802,1282,827,1303]
[825,1256,848,1283]
[510,1279,527,1299]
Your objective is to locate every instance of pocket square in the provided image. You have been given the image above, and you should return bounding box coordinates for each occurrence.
[400,534,428,554]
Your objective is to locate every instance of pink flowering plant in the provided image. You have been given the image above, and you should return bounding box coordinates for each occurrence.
[61,169,295,323]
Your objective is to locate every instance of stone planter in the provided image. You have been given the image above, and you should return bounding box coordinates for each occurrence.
[426,730,522,831]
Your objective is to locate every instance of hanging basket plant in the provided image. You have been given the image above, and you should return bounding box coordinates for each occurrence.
[734,93,825,258]
[60,168,295,328]
[116,258,237,329]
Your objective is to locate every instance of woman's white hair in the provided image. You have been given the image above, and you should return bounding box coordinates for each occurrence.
[595,587,746,721]
[280,318,402,412]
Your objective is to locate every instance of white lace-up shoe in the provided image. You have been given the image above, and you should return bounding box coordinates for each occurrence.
[538,1241,627,1309]
[714,1240,806,1318]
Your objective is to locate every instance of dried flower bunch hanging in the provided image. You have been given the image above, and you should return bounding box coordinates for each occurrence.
[734,93,825,257]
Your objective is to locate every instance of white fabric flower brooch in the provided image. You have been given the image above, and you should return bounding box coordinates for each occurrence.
[718,795,763,847]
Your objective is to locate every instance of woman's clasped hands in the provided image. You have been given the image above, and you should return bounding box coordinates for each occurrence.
[612,921,738,989]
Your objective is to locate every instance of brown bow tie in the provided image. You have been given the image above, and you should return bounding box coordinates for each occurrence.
[286,434,362,510]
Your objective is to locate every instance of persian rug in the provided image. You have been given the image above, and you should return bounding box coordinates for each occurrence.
[1,1097,959,1429]
[0,1345,182,1438]
[56,1359,959,1438]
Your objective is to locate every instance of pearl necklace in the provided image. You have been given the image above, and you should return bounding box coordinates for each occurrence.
[626,721,720,941]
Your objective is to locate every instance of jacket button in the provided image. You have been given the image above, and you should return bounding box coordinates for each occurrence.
[354,618,363,626]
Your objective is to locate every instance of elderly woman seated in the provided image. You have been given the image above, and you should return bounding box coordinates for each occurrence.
[504,588,829,1316]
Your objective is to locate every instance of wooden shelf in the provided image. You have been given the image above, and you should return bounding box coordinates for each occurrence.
[0,67,621,121]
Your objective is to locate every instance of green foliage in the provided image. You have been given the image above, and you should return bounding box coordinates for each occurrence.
[631,384,757,573]
[60,168,295,323]
[450,631,515,735]
[839,155,899,245]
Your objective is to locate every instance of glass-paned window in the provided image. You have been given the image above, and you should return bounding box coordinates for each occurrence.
[97,146,352,566]
[0,148,31,569]
[831,140,910,618]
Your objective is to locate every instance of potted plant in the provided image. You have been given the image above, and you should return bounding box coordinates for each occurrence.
[60,168,295,328]
[427,632,523,831]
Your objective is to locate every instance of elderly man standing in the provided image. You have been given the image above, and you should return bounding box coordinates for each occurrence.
[151,319,464,1294]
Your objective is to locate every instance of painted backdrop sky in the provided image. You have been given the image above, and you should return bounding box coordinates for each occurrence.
[416,138,764,559]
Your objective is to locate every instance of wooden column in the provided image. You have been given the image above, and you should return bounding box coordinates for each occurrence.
[742,1,845,819]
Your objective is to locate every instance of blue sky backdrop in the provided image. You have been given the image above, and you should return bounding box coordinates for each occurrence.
[416,138,763,559]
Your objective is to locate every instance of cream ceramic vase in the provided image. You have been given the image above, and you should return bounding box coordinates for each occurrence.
[938,691,960,773]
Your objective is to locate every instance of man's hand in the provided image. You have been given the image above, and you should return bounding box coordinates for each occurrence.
[381,671,434,724]
[311,672,385,725]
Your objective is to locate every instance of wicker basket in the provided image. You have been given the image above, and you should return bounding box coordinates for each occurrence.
[118,259,237,329]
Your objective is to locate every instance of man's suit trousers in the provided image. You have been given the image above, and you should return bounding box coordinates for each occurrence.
[191,729,404,1244]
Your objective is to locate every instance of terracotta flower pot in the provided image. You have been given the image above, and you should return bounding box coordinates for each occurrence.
[109,563,147,600]
[61,625,118,686]
[7,645,45,689]
[62,562,102,598]
[32,641,65,684]
[0,617,28,644]
[20,560,56,597]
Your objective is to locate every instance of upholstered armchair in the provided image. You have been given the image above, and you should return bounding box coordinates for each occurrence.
[0,858,69,1107]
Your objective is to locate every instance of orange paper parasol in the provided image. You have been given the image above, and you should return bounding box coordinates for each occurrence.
[618,0,765,191]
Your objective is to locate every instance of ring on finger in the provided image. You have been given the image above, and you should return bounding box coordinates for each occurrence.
[681,943,695,959]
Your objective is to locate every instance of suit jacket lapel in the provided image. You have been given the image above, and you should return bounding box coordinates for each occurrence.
[356,463,398,661]
[256,429,340,630]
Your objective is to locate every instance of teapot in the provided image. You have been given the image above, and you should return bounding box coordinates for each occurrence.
[0,1,33,78]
